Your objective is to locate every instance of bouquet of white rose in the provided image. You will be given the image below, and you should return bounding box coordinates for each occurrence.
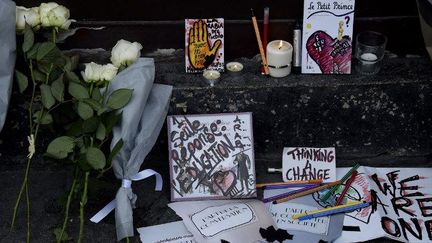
[10,2,172,242]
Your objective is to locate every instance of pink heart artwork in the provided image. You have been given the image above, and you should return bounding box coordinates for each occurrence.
[212,170,237,196]
[306,30,352,74]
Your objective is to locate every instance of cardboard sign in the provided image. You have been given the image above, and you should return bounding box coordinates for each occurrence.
[301,0,355,74]
[185,18,224,73]
[331,167,432,243]
[167,113,256,201]
[282,147,336,183]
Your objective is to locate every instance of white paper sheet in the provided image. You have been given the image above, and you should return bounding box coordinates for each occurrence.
[137,221,195,243]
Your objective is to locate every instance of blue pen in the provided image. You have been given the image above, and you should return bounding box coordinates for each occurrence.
[298,202,370,221]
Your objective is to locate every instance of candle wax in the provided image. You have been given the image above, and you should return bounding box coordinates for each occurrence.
[360,53,378,62]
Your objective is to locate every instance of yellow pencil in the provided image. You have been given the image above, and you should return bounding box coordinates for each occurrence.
[274,180,341,204]
[292,200,363,219]
[256,179,323,188]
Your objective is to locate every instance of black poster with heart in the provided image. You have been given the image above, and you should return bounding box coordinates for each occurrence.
[167,113,256,201]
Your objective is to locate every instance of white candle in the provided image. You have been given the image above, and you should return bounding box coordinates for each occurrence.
[203,70,220,86]
[226,62,243,72]
[360,53,378,62]
[266,40,293,78]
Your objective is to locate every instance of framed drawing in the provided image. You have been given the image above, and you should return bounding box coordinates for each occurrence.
[185,18,224,73]
[167,113,256,201]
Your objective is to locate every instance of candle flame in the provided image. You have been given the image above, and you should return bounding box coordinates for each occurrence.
[278,40,283,49]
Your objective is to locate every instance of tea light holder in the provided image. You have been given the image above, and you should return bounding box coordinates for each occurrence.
[226,62,244,73]
[266,40,293,78]
[203,70,220,87]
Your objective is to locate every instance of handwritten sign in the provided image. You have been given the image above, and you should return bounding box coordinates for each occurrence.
[168,113,256,201]
[191,203,257,237]
[185,18,224,73]
[301,0,355,74]
[308,167,432,243]
[282,147,336,183]
[267,202,330,235]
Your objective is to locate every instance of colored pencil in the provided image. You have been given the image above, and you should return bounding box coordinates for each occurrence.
[251,8,270,75]
[320,163,360,203]
[262,184,321,203]
[256,179,323,188]
[335,170,358,206]
[274,180,341,204]
[292,200,363,219]
[298,202,370,221]
[263,183,328,190]
[261,7,269,74]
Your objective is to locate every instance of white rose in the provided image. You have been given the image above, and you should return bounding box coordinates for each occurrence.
[110,39,143,68]
[100,64,118,82]
[39,2,74,29]
[82,62,118,83]
[16,6,41,31]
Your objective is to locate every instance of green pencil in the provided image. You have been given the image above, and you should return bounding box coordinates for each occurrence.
[320,163,360,203]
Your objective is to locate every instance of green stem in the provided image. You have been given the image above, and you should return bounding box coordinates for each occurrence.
[125,237,130,243]
[52,28,57,44]
[57,169,78,243]
[25,183,30,243]
[78,172,89,243]
[48,100,73,114]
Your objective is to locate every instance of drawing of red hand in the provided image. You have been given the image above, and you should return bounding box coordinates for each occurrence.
[188,20,222,70]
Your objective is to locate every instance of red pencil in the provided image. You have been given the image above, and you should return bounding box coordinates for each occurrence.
[336,170,358,206]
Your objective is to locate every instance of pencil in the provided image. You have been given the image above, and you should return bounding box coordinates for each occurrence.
[335,170,358,206]
[262,184,320,203]
[274,180,341,204]
[256,179,323,188]
[320,163,360,203]
[263,183,327,190]
[298,202,370,221]
[292,200,363,219]
[251,8,270,75]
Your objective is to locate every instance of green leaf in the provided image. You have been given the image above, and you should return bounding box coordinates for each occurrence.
[65,71,81,83]
[107,139,123,166]
[65,120,83,137]
[40,84,55,109]
[86,147,106,170]
[96,123,106,140]
[37,42,61,62]
[46,136,75,159]
[51,75,64,102]
[82,98,103,113]
[37,61,53,74]
[91,88,103,102]
[26,43,40,59]
[68,82,89,99]
[64,55,79,72]
[106,89,133,109]
[77,101,94,120]
[33,111,53,125]
[33,70,46,82]
[82,117,99,133]
[53,227,71,242]
[22,24,34,53]
[15,70,28,93]
[102,111,122,134]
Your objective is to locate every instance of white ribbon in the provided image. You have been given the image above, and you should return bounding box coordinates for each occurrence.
[90,169,163,223]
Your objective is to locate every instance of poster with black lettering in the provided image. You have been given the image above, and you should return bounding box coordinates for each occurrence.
[167,113,256,201]
[169,200,276,243]
[315,167,432,243]
[282,147,336,183]
[185,18,224,73]
[301,0,355,74]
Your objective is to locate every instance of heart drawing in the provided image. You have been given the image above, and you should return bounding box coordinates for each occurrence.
[306,30,352,74]
[212,170,237,196]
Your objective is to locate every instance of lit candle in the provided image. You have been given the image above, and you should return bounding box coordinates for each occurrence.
[266,40,293,78]
[203,70,220,86]
[360,53,378,62]
[226,62,244,72]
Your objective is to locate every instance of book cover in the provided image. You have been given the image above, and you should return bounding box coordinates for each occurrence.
[301,0,355,74]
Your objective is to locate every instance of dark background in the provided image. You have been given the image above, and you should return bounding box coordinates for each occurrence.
[15,0,427,58]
